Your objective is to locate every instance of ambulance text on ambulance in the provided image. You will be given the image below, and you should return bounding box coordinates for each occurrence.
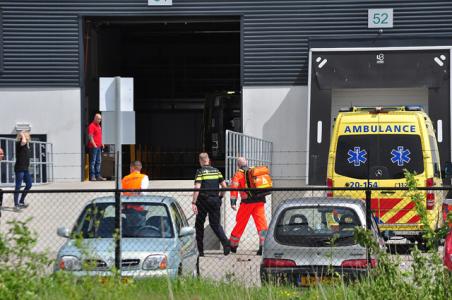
[344,125,416,134]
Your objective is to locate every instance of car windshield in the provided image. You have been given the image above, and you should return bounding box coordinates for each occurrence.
[74,202,174,239]
[275,206,361,247]
[335,134,424,179]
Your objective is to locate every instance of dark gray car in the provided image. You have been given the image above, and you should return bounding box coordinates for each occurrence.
[261,198,383,286]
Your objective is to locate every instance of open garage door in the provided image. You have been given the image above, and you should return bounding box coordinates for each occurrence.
[308,49,450,185]
[83,16,241,179]
[331,87,429,126]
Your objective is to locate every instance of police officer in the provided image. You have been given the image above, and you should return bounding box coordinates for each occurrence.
[192,152,231,256]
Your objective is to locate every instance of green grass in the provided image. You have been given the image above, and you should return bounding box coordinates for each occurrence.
[25,270,451,300]
[38,275,301,300]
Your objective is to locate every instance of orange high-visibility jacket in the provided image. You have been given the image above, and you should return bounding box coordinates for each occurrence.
[230,168,266,203]
[230,169,248,200]
[122,172,149,196]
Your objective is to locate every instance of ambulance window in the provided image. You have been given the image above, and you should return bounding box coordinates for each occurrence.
[335,134,424,179]
[429,135,441,177]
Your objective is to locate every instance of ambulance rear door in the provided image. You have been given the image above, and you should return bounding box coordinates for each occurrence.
[371,114,424,229]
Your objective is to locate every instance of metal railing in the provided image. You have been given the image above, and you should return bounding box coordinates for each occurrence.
[0,137,54,186]
[225,130,273,182]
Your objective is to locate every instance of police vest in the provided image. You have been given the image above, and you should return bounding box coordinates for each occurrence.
[122,172,146,196]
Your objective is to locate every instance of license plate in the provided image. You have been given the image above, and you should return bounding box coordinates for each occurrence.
[298,275,335,286]
[99,276,133,284]
[121,276,133,284]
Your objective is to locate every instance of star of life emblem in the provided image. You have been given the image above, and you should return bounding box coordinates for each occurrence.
[390,146,411,166]
[347,147,367,167]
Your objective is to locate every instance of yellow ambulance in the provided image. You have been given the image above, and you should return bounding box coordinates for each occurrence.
[327,106,444,242]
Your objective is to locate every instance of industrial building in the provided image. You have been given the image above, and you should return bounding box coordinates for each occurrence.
[0,1,451,186]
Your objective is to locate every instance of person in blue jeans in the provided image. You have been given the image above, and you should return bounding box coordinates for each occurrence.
[89,147,102,180]
[14,131,32,211]
[88,114,106,181]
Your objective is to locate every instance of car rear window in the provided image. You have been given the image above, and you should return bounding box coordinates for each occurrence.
[74,202,174,239]
[275,206,361,247]
[335,134,424,179]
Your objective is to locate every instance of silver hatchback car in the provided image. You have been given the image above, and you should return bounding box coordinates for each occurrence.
[55,196,198,278]
[261,197,383,286]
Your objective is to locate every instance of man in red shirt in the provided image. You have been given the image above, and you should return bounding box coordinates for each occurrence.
[87,113,106,181]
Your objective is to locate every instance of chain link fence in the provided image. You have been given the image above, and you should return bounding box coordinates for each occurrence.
[0,187,450,286]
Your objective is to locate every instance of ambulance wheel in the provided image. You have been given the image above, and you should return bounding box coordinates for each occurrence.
[416,239,428,252]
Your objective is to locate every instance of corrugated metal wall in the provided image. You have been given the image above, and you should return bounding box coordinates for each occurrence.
[1,0,452,87]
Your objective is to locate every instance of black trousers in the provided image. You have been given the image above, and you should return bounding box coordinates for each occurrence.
[195,196,229,253]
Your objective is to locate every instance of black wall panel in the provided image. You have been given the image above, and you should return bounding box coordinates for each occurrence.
[1,1,452,87]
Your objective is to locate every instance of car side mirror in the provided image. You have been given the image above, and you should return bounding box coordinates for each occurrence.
[444,161,452,179]
[179,226,195,238]
[57,227,71,238]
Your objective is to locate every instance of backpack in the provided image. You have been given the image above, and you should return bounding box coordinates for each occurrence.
[245,166,273,197]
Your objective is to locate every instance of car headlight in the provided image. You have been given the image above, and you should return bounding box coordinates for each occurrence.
[143,254,167,270]
[59,256,82,271]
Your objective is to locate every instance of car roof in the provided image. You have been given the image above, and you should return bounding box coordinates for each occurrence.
[88,195,176,205]
[276,197,365,211]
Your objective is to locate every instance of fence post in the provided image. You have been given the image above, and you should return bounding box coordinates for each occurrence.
[365,189,372,230]
[0,189,3,218]
[114,190,121,272]
[365,188,372,267]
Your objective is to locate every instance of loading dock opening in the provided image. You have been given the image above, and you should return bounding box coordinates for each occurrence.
[308,48,451,185]
[82,16,241,179]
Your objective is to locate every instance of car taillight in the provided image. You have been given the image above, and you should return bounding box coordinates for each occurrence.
[443,204,448,223]
[341,259,377,268]
[262,258,296,268]
[327,178,333,197]
[426,178,435,210]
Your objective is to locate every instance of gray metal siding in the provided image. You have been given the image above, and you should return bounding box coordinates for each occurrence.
[1,1,452,87]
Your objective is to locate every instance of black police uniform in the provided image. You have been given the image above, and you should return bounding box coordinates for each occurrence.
[194,165,230,255]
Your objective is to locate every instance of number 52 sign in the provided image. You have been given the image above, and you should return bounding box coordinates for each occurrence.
[368,8,393,28]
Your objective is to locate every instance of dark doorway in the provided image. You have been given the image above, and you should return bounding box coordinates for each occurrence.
[308,49,450,185]
[83,16,241,179]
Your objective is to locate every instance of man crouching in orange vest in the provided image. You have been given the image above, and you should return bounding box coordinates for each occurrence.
[229,157,268,255]
[122,160,150,196]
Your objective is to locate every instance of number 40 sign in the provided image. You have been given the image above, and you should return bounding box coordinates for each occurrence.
[368,8,393,28]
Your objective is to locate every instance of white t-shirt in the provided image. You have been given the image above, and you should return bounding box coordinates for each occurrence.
[140,175,150,195]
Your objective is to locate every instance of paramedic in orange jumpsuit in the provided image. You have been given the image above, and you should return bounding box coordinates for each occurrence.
[229,157,268,255]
